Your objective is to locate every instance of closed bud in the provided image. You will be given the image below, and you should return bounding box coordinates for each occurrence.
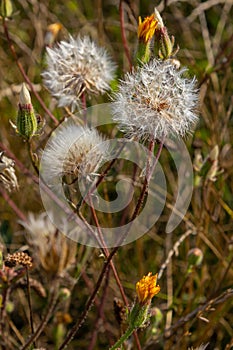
[19,83,32,105]
[6,300,14,313]
[193,149,203,172]
[44,23,63,47]
[1,0,13,18]
[59,288,71,301]
[155,27,178,59]
[187,248,203,268]
[17,84,38,140]
[153,8,179,59]
[209,145,219,161]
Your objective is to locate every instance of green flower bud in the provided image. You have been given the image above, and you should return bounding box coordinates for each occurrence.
[1,0,13,18]
[6,300,14,313]
[187,248,203,268]
[59,288,71,301]
[16,84,38,140]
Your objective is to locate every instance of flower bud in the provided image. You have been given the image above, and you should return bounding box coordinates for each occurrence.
[59,288,71,301]
[17,84,38,140]
[154,27,178,59]
[187,248,203,267]
[0,0,13,18]
[150,307,163,334]
[209,145,219,161]
[193,149,203,172]
[153,8,179,59]
[19,83,32,105]
[6,300,14,313]
[44,23,63,47]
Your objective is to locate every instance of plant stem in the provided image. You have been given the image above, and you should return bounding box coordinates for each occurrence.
[79,202,142,350]
[88,195,128,302]
[109,327,134,350]
[58,255,114,350]
[25,267,36,348]
[0,187,27,222]
[87,266,110,350]
[20,279,60,350]
[27,140,39,176]
[59,138,165,349]
[119,0,133,70]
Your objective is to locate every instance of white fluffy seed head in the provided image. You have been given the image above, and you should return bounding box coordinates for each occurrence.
[42,35,116,112]
[42,122,108,180]
[112,59,199,141]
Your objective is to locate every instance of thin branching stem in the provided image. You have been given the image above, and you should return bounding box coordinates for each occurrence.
[20,279,60,350]
[87,266,110,350]
[119,0,133,70]
[27,140,39,176]
[0,187,27,221]
[25,267,36,348]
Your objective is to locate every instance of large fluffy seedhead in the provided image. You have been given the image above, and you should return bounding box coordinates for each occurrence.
[112,59,199,141]
[42,122,108,180]
[42,35,116,111]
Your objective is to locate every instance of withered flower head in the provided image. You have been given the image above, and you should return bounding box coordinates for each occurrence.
[0,152,18,192]
[20,212,77,277]
[4,252,32,268]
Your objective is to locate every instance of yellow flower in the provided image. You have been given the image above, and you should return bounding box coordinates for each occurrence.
[136,272,160,304]
[44,23,63,46]
[138,14,158,44]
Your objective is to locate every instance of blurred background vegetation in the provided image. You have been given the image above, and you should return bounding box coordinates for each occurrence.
[0,0,233,349]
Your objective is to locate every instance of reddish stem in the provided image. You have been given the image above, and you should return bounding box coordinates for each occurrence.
[0,187,27,222]
[119,0,133,70]
[87,266,110,350]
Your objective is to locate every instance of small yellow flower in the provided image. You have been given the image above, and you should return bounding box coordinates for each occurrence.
[138,14,158,44]
[136,272,160,304]
[44,23,63,46]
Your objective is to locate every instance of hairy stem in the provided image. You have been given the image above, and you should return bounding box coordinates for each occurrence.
[109,327,134,350]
